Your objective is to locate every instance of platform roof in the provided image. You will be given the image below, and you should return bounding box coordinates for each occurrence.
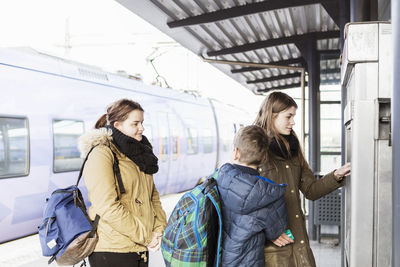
[116,0,341,94]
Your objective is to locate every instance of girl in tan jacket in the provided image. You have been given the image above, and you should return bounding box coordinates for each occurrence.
[254,92,350,267]
[78,99,166,267]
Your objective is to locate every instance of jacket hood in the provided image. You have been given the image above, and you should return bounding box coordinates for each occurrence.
[78,127,113,158]
[217,163,286,214]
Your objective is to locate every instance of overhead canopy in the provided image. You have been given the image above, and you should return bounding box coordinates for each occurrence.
[117,0,342,94]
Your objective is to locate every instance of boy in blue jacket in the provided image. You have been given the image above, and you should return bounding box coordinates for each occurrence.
[217,125,290,267]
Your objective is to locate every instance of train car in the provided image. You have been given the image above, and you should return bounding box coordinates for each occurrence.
[0,47,249,243]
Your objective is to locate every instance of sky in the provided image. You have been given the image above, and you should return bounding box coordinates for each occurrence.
[0,0,268,115]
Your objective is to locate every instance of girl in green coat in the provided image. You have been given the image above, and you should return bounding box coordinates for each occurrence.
[254,92,351,267]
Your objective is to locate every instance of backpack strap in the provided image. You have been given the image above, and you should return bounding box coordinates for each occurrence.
[202,169,218,195]
[75,145,125,194]
[48,255,56,264]
[88,214,100,238]
[76,146,97,186]
[109,149,126,194]
[204,169,222,266]
[205,186,223,267]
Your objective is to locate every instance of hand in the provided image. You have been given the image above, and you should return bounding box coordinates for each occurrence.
[334,162,351,179]
[147,232,162,252]
[272,232,294,247]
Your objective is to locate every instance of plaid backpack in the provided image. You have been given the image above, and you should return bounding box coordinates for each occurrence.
[161,172,222,267]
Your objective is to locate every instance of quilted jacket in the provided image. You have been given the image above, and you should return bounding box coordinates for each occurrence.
[217,163,287,267]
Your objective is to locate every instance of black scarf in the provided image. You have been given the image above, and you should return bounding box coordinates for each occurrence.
[269,133,299,159]
[109,126,159,175]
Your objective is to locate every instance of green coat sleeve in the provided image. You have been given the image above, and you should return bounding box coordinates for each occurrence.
[299,164,345,201]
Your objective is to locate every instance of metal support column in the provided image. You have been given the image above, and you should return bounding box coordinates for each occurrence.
[350,0,378,21]
[308,40,321,174]
[307,39,321,240]
[392,2,400,266]
[340,0,350,51]
[339,1,349,266]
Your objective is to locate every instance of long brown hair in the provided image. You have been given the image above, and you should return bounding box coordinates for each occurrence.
[95,99,144,129]
[254,91,307,166]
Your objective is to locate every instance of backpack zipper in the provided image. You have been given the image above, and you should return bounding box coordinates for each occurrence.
[52,189,76,194]
[45,217,55,237]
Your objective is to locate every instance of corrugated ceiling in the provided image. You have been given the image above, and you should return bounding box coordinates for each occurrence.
[117,0,341,94]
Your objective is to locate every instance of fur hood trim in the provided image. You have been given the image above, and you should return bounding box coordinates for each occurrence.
[78,128,113,158]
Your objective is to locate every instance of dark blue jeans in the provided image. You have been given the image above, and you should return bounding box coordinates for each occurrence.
[89,251,148,267]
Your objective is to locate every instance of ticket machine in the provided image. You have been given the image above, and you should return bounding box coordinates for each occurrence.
[341,22,392,267]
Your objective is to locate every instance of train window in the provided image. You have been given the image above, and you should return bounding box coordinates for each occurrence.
[157,114,169,162]
[52,119,84,173]
[144,124,153,144]
[187,128,198,155]
[202,128,214,154]
[223,138,231,152]
[222,124,234,152]
[0,117,29,178]
[169,115,182,160]
[172,135,180,159]
[143,113,154,145]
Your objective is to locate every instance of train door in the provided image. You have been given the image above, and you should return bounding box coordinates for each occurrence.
[165,113,184,193]
[153,112,170,194]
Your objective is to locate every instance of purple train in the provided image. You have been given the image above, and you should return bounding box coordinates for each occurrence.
[0,48,249,243]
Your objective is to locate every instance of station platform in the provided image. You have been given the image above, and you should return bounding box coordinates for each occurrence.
[0,193,341,267]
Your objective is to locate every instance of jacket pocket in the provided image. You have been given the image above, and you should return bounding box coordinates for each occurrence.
[264,244,294,267]
[294,245,315,267]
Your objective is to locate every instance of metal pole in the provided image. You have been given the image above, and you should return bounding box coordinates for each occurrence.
[339,0,349,266]
[307,40,321,173]
[392,1,400,266]
[350,0,378,22]
[340,85,347,267]
[301,69,306,149]
[306,38,320,241]
[201,57,304,72]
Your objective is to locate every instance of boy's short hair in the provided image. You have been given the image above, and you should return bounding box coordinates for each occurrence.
[233,125,268,166]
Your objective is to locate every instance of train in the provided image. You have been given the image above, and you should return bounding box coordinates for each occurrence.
[0,47,249,243]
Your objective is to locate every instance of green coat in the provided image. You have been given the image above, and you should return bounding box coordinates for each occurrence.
[259,154,345,267]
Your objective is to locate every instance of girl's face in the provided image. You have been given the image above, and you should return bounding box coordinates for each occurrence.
[114,110,144,141]
[273,106,297,135]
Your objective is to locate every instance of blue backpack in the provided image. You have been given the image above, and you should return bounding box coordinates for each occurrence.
[161,171,223,267]
[38,146,125,266]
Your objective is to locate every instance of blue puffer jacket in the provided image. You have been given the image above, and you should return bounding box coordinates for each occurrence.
[217,163,287,267]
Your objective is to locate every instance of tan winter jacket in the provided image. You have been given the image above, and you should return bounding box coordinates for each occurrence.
[259,154,345,267]
[78,128,167,253]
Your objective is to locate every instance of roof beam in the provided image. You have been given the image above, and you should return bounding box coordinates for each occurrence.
[256,77,339,92]
[320,78,341,85]
[207,31,340,56]
[321,68,341,74]
[318,49,341,60]
[247,73,301,84]
[257,82,307,92]
[231,58,305,73]
[167,0,336,28]
[318,49,340,55]
[321,1,340,26]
